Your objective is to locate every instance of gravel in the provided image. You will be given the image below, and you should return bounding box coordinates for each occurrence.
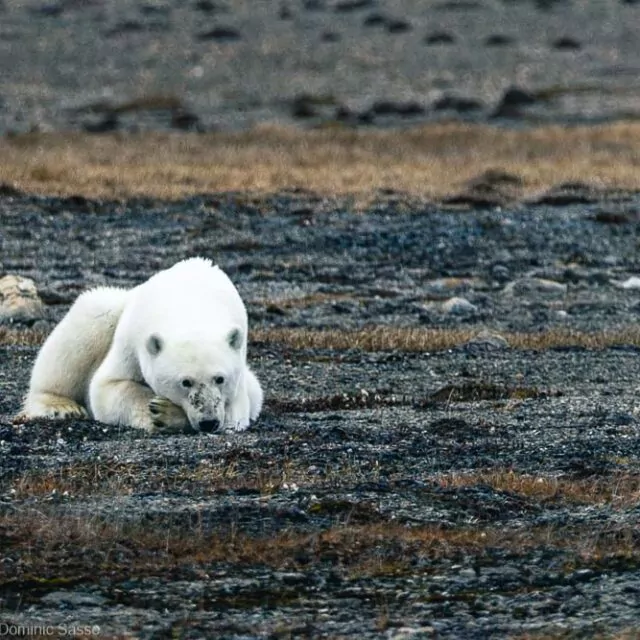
[1,190,640,637]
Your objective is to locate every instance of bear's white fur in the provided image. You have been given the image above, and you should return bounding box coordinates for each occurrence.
[17,258,263,433]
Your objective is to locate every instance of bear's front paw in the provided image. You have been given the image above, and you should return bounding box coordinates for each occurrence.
[222,416,251,433]
[148,396,189,434]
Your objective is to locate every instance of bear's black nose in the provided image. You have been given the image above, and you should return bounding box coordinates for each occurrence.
[199,419,219,433]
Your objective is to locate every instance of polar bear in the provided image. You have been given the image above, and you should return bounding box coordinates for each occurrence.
[17,258,263,433]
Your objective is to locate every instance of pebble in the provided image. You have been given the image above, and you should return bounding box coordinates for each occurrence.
[441,296,478,315]
[41,590,108,607]
[425,277,483,292]
[462,330,510,352]
[614,276,640,290]
[502,277,567,298]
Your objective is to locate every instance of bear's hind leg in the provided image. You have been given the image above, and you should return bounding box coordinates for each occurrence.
[17,287,129,421]
[15,392,88,422]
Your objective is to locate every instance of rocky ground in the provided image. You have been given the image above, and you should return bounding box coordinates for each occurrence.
[1,0,640,637]
[1,189,640,637]
[1,0,640,133]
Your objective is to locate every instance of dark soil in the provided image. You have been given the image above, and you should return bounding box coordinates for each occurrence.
[1,0,640,132]
[1,190,640,637]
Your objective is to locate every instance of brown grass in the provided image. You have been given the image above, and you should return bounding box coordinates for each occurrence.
[1,122,640,199]
[5,325,640,352]
[0,327,48,346]
[7,459,289,499]
[1,511,636,582]
[437,471,640,508]
[10,457,639,513]
[253,326,640,352]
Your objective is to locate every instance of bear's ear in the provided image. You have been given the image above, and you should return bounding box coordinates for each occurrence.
[227,327,243,351]
[146,334,163,356]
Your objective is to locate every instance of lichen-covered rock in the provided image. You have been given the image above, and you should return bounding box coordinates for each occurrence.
[0,275,45,323]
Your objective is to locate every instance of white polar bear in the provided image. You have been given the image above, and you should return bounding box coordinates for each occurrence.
[17,258,263,433]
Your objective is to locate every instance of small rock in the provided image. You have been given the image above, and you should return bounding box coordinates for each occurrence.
[291,95,320,119]
[499,86,537,106]
[535,0,564,9]
[609,412,636,426]
[29,3,64,17]
[140,2,171,16]
[592,210,635,225]
[441,188,510,210]
[0,182,24,198]
[40,590,107,607]
[463,330,510,352]
[334,0,374,12]
[484,34,514,46]
[390,628,436,640]
[193,0,219,12]
[614,276,640,290]
[433,94,483,112]
[386,18,411,33]
[467,169,524,189]
[105,20,146,36]
[83,113,119,134]
[362,11,387,26]
[279,4,293,19]
[441,297,477,315]
[368,100,425,117]
[171,108,203,131]
[492,265,511,283]
[531,182,600,206]
[492,86,537,118]
[290,93,337,119]
[443,169,524,209]
[552,36,581,50]
[502,277,568,298]
[425,277,483,292]
[197,26,241,41]
[0,275,46,323]
[321,30,340,42]
[425,31,456,45]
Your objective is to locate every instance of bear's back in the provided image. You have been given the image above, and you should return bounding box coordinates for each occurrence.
[124,258,247,339]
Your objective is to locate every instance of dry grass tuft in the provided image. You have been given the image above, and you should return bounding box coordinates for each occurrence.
[254,326,477,351]
[1,122,640,199]
[253,326,640,352]
[1,511,637,582]
[7,459,288,500]
[0,327,48,346]
[437,471,640,508]
[5,326,640,352]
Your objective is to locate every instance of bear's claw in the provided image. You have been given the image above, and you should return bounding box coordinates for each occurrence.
[148,396,189,433]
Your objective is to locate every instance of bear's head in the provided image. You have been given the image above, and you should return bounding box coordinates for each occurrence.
[141,327,245,432]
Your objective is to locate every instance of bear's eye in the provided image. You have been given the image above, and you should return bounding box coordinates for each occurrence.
[214,375,225,385]
[181,378,193,389]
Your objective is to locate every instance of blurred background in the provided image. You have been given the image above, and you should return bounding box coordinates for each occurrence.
[2,0,639,134]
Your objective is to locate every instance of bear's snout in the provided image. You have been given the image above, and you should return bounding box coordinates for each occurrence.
[199,419,220,433]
